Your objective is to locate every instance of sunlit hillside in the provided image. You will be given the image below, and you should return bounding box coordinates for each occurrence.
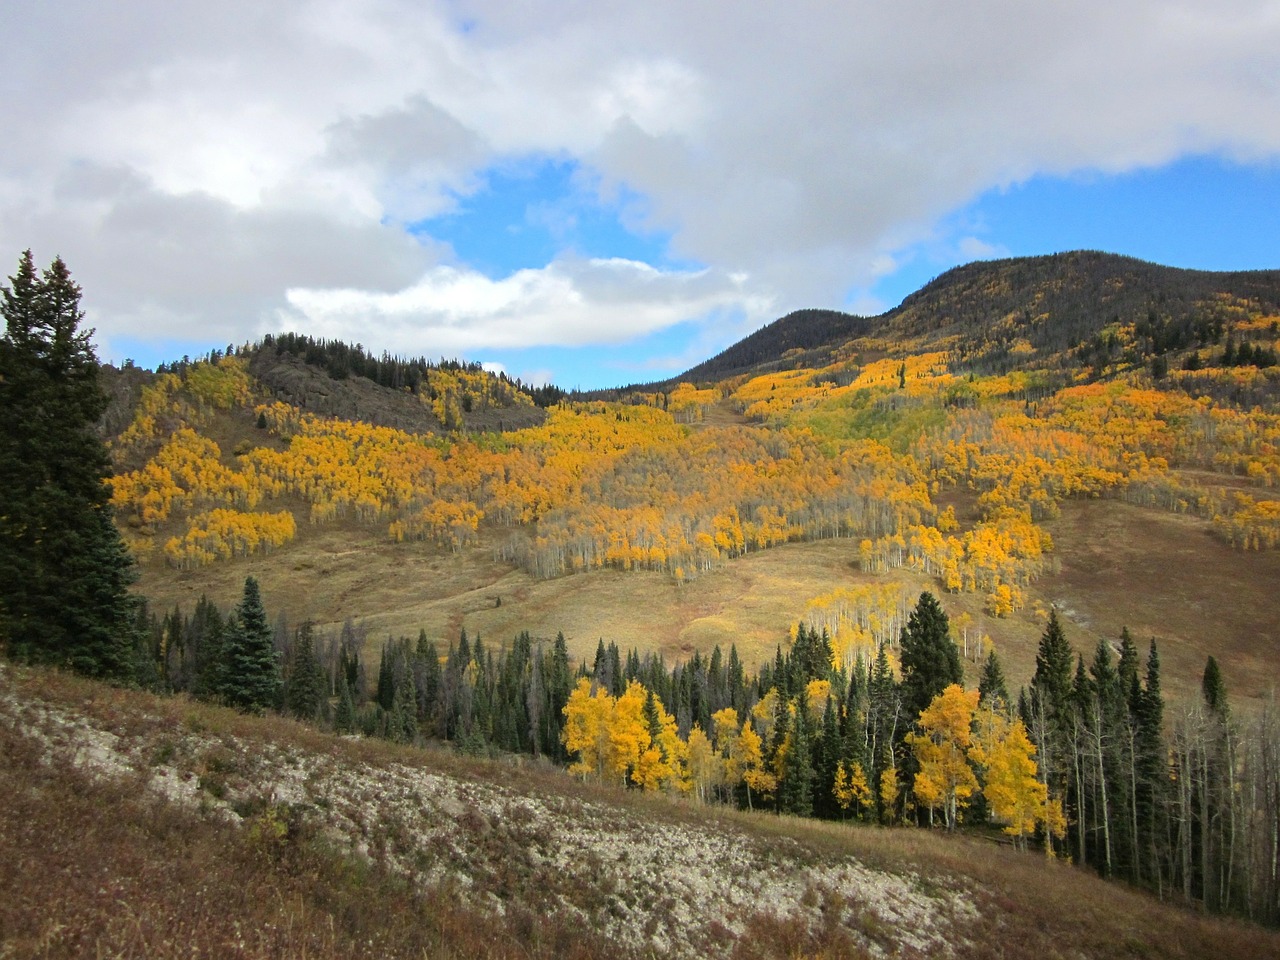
[105,254,1280,713]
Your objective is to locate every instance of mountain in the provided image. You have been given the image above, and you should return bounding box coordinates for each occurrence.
[28,250,1280,948]
[669,251,1280,386]
[676,308,874,382]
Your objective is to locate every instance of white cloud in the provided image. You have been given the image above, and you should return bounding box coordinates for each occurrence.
[1,0,1278,370]
[958,237,1010,261]
[282,257,774,353]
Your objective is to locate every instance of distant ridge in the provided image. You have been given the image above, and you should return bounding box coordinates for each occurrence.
[664,251,1280,386]
[677,308,871,382]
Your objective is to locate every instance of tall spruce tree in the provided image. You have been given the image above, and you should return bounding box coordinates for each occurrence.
[0,251,140,679]
[899,592,962,723]
[1028,609,1076,846]
[977,650,1010,712]
[284,621,325,721]
[218,576,281,712]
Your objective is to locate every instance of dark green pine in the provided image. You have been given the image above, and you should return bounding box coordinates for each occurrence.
[0,252,141,680]
[977,650,1010,711]
[899,591,961,721]
[219,576,281,712]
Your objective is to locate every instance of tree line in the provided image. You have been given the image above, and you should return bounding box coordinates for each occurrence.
[128,573,1280,927]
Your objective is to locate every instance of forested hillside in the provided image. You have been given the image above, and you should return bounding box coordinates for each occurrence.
[8,249,1280,948]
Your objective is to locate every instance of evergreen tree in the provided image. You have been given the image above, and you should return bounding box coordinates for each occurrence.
[334,678,356,733]
[977,650,1010,711]
[543,631,572,761]
[867,642,901,819]
[813,697,842,819]
[413,631,441,736]
[375,641,395,711]
[727,644,746,711]
[284,622,326,721]
[899,592,961,723]
[1202,656,1228,719]
[217,577,281,712]
[1022,610,1076,855]
[390,667,418,743]
[777,699,814,817]
[1134,639,1166,886]
[0,252,140,679]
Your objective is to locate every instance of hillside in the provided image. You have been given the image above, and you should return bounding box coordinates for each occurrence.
[675,308,873,383]
[103,252,1280,717]
[4,663,1276,960]
[8,249,1280,950]
[684,251,1280,384]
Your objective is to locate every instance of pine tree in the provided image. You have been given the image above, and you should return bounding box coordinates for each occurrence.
[1029,612,1074,768]
[900,592,962,723]
[1134,639,1165,886]
[284,622,325,721]
[0,251,140,679]
[813,696,842,819]
[334,678,356,733]
[1202,656,1228,719]
[413,631,441,736]
[217,576,281,712]
[978,650,1010,711]
[543,631,572,761]
[777,699,814,817]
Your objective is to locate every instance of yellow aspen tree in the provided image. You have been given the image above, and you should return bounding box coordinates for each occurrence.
[879,764,900,824]
[609,681,652,787]
[562,678,613,782]
[805,678,832,716]
[686,726,717,803]
[833,760,873,820]
[972,710,1064,852]
[712,707,742,795]
[751,687,779,750]
[736,720,775,810]
[907,684,980,830]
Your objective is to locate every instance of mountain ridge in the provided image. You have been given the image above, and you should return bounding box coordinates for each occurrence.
[655,250,1280,390]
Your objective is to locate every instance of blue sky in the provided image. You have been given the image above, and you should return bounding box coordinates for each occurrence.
[866,156,1280,318]
[399,154,1280,389]
[4,1,1280,391]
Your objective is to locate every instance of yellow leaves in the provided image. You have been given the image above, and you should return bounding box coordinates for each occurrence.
[184,355,253,411]
[751,688,779,749]
[402,501,484,551]
[561,679,685,792]
[163,509,296,569]
[805,679,832,717]
[968,705,1063,847]
[738,720,776,804]
[879,764,900,823]
[685,726,717,802]
[906,684,979,828]
[1214,492,1280,549]
[712,708,742,787]
[667,382,719,423]
[562,678,613,782]
[834,760,872,817]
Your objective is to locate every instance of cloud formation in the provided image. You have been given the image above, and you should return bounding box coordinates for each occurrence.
[2,0,1278,371]
[283,257,770,354]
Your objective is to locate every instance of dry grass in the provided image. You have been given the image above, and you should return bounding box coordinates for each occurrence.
[135,489,1280,719]
[1043,496,1280,709]
[5,665,1280,960]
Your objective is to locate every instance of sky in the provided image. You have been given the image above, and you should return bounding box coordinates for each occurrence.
[2,1,1279,390]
